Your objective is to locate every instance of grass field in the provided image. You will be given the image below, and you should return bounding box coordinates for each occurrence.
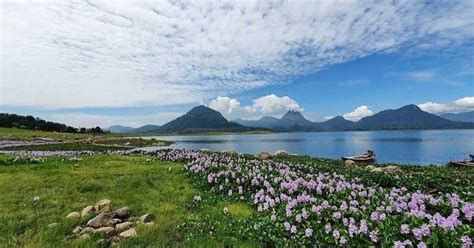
[0,155,257,247]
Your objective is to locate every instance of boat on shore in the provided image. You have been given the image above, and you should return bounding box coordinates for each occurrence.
[448,155,474,168]
[341,150,376,162]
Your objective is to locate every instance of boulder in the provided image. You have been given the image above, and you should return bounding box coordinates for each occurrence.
[106,218,123,226]
[66,212,80,219]
[371,168,384,173]
[274,150,287,155]
[79,227,95,235]
[139,213,156,223]
[384,165,402,174]
[72,226,83,234]
[344,160,356,167]
[365,165,376,170]
[114,207,132,219]
[87,212,116,228]
[115,221,133,233]
[79,234,90,240]
[257,152,272,160]
[94,227,115,236]
[96,199,112,209]
[81,205,96,218]
[118,228,137,238]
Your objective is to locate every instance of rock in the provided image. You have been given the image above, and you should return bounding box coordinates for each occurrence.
[81,205,96,218]
[72,226,83,234]
[139,213,156,223]
[47,223,59,228]
[79,233,90,240]
[115,221,133,233]
[344,160,357,167]
[79,227,95,235]
[118,228,137,238]
[96,205,111,214]
[33,196,40,202]
[366,165,376,170]
[371,168,384,173]
[106,218,123,226]
[66,212,81,219]
[384,165,402,174]
[96,199,112,209]
[114,207,132,219]
[94,227,115,236]
[257,152,272,160]
[87,212,116,228]
[274,150,287,155]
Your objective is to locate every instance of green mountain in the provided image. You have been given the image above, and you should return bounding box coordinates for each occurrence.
[158,105,254,133]
[108,125,135,133]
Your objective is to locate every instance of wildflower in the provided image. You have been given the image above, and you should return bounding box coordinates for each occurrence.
[369,230,378,243]
[332,229,340,239]
[417,241,427,248]
[223,207,228,214]
[461,236,472,248]
[400,224,410,234]
[290,225,297,234]
[284,222,291,231]
[305,228,313,238]
[325,223,332,234]
[193,195,202,202]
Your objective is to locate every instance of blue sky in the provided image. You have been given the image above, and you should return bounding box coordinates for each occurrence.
[1,1,473,127]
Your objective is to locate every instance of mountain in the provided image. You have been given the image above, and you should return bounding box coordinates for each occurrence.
[158,105,253,133]
[355,105,474,130]
[108,125,135,133]
[318,116,355,131]
[234,116,281,129]
[131,125,161,133]
[441,111,474,123]
[234,111,314,131]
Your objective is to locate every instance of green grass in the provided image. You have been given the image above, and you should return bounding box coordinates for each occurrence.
[0,127,101,141]
[0,155,258,247]
[0,143,128,151]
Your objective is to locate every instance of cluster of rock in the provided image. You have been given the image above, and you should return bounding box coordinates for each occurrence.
[344,160,402,173]
[66,199,155,244]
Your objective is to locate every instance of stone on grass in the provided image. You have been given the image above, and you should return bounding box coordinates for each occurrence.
[66,212,80,219]
[79,227,94,235]
[81,205,96,218]
[106,218,123,226]
[96,199,111,209]
[371,167,384,173]
[257,152,272,160]
[33,196,40,202]
[72,226,83,234]
[115,221,133,233]
[118,228,137,238]
[384,165,402,174]
[87,212,116,228]
[79,233,90,240]
[366,165,376,170]
[114,207,132,219]
[139,214,156,223]
[344,160,356,167]
[94,227,115,236]
[47,223,59,228]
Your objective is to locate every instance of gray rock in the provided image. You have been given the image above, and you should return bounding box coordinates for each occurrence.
[384,165,403,174]
[81,205,96,218]
[371,168,384,173]
[96,199,111,209]
[139,213,156,223]
[118,228,137,238]
[72,226,83,234]
[366,165,376,170]
[79,233,90,240]
[94,227,115,236]
[79,227,94,235]
[257,152,272,160]
[344,160,356,167]
[66,212,80,219]
[106,218,123,226]
[114,207,132,219]
[115,221,133,233]
[87,212,116,228]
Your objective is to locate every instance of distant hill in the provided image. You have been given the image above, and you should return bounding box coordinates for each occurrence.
[131,125,161,133]
[441,111,474,123]
[108,125,135,133]
[234,105,474,131]
[354,105,474,130]
[0,113,106,133]
[158,105,255,133]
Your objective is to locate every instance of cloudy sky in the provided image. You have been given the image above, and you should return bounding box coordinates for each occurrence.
[1,0,473,127]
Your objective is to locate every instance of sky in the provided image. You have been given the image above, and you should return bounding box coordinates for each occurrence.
[1,0,473,128]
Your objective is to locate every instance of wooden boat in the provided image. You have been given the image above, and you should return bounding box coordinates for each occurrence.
[341,150,376,162]
[448,160,474,168]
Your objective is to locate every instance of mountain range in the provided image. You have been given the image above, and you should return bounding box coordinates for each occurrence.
[441,111,474,123]
[108,104,474,133]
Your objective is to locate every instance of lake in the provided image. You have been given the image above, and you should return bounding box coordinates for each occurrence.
[143,130,474,165]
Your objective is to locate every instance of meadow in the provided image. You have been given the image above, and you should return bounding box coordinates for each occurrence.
[0,128,472,247]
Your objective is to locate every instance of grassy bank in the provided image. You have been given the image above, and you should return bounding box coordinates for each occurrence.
[0,155,257,247]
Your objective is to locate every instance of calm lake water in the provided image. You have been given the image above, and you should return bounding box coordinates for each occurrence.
[144,130,474,165]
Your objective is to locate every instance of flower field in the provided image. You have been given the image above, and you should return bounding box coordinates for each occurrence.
[154,149,473,247]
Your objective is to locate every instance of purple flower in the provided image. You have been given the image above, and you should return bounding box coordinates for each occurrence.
[305,228,313,237]
[290,225,297,234]
[325,223,332,234]
[417,241,427,248]
[332,229,340,239]
[369,230,378,243]
[461,236,472,248]
[400,224,410,234]
[284,222,291,231]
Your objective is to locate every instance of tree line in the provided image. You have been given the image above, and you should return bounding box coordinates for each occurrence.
[0,113,106,133]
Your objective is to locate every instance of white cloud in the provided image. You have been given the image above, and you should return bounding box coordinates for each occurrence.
[208,94,302,120]
[1,1,473,108]
[343,105,373,121]
[404,71,435,81]
[418,96,474,114]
